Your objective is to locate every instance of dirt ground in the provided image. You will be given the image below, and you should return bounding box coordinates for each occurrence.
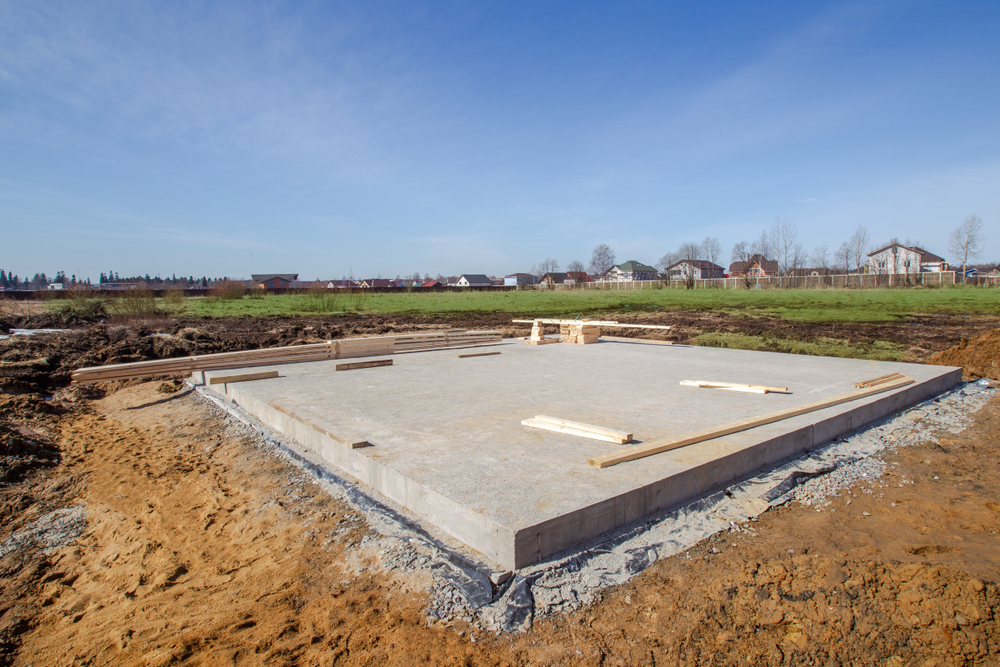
[2,315,1000,665]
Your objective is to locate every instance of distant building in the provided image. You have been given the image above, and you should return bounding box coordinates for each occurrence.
[252,273,298,289]
[663,260,725,281]
[455,274,492,287]
[539,271,591,286]
[504,273,537,286]
[603,261,659,282]
[326,280,359,289]
[358,279,397,288]
[867,243,946,274]
[728,255,778,278]
[421,280,444,288]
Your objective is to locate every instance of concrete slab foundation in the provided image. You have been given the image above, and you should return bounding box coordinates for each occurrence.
[200,339,961,570]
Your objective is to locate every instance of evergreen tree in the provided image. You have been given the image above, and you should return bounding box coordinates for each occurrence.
[0,270,7,288]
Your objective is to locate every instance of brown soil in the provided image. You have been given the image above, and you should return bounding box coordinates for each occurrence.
[2,312,997,394]
[929,329,1000,380]
[1,315,999,665]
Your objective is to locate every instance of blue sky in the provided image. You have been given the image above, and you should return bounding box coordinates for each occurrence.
[1,1,998,281]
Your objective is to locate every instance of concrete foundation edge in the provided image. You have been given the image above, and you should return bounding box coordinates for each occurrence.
[511,368,962,568]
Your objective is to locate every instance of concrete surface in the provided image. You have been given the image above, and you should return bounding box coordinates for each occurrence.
[200,339,961,570]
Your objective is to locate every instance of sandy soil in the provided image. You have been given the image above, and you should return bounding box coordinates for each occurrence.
[1,319,999,665]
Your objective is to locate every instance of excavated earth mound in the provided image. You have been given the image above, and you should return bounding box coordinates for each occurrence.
[929,328,1000,380]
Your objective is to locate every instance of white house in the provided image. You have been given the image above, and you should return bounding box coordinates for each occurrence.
[603,260,660,282]
[455,274,492,287]
[663,260,725,281]
[868,244,946,274]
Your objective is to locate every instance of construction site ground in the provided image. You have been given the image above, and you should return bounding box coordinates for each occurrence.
[2,311,1000,665]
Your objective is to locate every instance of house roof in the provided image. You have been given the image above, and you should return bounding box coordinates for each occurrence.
[729,255,778,274]
[541,272,569,282]
[458,274,492,284]
[505,273,535,278]
[251,273,298,282]
[566,271,590,282]
[615,260,659,273]
[665,259,724,271]
[421,280,443,287]
[867,243,945,264]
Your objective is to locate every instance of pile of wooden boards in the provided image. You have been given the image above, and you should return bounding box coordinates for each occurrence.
[854,372,906,389]
[680,380,788,394]
[513,318,672,345]
[521,415,632,444]
[560,322,600,344]
[71,329,502,384]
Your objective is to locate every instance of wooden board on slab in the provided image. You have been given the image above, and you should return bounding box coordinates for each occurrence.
[680,380,788,394]
[599,336,675,345]
[588,376,915,469]
[335,359,393,371]
[522,415,632,444]
[269,402,369,448]
[457,351,502,358]
[207,370,279,385]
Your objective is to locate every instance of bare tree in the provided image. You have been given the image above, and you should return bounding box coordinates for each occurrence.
[656,250,679,271]
[811,244,829,271]
[588,244,616,278]
[566,260,585,273]
[770,218,799,276]
[540,258,559,276]
[701,237,722,266]
[678,242,701,260]
[847,226,871,273]
[835,242,851,274]
[948,214,986,277]
[752,227,776,262]
[730,240,755,289]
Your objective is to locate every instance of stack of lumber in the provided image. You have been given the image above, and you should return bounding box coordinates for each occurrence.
[71,330,502,384]
[560,323,600,344]
[393,330,501,352]
[71,343,336,384]
[513,318,672,346]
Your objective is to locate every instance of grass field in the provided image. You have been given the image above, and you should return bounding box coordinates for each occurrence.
[162,285,1000,323]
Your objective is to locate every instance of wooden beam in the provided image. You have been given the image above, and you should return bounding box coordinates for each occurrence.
[335,359,393,371]
[679,380,788,393]
[522,415,632,444]
[588,377,915,469]
[207,370,279,385]
[512,318,671,331]
[457,351,502,358]
[599,336,675,345]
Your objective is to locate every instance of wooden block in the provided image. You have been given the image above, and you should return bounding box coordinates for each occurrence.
[208,370,279,385]
[588,377,915,468]
[522,415,632,444]
[457,351,502,358]
[679,380,787,393]
[269,402,369,448]
[526,338,561,345]
[335,359,393,371]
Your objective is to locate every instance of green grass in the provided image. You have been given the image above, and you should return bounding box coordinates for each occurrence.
[695,332,907,361]
[164,285,1000,323]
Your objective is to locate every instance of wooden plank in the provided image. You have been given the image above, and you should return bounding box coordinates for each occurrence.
[588,377,915,469]
[526,338,561,345]
[853,372,905,388]
[457,351,502,358]
[599,336,675,345]
[269,402,369,448]
[522,417,632,444]
[680,380,788,393]
[207,370,279,385]
[527,415,632,443]
[335,359,393,371]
